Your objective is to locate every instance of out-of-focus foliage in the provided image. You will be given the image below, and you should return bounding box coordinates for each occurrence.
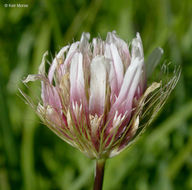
[0,0,192,189]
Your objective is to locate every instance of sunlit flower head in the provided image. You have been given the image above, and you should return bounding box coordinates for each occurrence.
[21,31,180,159]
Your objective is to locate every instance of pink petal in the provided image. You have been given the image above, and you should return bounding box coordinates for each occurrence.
[64,42,79,69]
[106,31,131,69]
[43,85,62,110]
[107,57,143,126]
[131,33,146,98]
[48,45,69,83]
[105,43,124,103]
[110,43,124,91]
[69,52,87,107]
[92,38,104,57]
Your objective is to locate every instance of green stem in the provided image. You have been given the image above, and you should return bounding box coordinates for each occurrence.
[93,159,106,190]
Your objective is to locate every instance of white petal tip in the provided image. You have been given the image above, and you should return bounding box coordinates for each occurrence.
[23,75,37,83]
[81,32,90,41]
[136,32,141,39]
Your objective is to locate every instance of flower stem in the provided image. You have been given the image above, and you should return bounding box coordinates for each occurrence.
[93,159,106,190]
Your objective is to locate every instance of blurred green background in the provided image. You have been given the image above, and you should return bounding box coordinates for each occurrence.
[0,0,192,189]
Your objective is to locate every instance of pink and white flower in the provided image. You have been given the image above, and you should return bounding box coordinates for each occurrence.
[21,31,180,159]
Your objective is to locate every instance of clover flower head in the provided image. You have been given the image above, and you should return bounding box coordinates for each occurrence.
[21,31,180,159]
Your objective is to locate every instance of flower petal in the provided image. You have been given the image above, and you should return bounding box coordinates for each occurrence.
[64,42,79,68]
[105,43,124,103]
[108,57,143,121]
[70,52,87,107]
[106,31,130,68]
[110,43,124,91]
[43,85,62,109]
[38,51,48,75]
[124,59,143,109]
[23,74,45,83]
[79,32,90,51]
[131,33,143,60]
[48,45,69,82]
[89,56,107,116]
[131,33,146,98]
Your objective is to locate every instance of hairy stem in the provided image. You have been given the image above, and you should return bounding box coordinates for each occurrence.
[93,159,106,190]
